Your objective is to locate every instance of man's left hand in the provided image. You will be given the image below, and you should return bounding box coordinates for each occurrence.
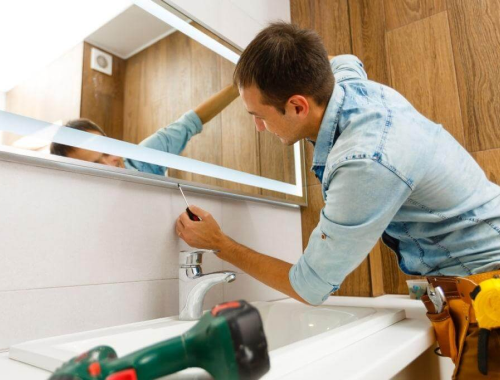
[175,205,227,250]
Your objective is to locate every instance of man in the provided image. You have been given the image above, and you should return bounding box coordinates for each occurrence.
[50,84,239,175]
[176,23,500,378]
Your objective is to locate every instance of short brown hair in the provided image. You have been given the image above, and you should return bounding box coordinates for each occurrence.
[234,22,334,113]
[50,119,106,157]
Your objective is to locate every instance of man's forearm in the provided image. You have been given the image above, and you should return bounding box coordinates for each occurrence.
[217,237,309,304]
[194,84,239,124]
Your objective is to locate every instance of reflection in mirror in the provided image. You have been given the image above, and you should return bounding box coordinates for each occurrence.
[0,3,305,203]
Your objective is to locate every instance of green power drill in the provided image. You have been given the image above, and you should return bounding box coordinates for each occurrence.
[48,300,270,380]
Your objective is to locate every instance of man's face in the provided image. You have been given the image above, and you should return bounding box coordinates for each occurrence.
[240,85,306,146]
[66,131,125,168]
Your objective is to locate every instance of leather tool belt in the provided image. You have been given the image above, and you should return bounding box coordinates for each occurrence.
[421,270,500,364]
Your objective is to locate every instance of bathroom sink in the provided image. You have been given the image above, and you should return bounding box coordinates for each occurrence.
[10,299,404,379]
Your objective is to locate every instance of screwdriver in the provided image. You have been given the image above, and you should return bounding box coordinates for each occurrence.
[178,184,201,221]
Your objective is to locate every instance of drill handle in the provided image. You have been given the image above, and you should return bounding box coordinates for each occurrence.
[105,336,189,380]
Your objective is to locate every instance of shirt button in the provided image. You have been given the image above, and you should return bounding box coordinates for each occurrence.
[321,233,326,240]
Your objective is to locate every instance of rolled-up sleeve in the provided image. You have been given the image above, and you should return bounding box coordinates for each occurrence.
[289,159,412,305]
[140,110,202,155]
[330,54,368,82]
[125,110,203,175]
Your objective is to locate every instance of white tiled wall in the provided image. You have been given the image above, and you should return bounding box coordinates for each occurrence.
[0,159,302,350]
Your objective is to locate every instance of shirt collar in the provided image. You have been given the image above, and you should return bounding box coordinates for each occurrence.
[311,85,345,168]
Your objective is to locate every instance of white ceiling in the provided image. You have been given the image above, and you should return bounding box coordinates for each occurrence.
[86,5,188,60]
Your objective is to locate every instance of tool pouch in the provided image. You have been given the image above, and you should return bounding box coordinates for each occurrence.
[423,291,472,367]
[425,304,459,362]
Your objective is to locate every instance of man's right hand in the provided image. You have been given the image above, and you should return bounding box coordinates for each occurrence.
[176,205,229,251]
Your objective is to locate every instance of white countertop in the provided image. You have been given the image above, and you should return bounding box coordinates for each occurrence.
[1,295,438,380]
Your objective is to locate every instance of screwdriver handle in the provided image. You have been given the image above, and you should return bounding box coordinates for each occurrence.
[186,207,201,221]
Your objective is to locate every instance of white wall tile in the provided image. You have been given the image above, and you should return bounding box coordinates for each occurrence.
[0,157,302,350]
[0,162,178,290]
[0,280,178,350]
[0,162,229,291]
[221,199,303,273]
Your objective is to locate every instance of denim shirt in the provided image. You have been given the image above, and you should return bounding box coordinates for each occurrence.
[289,55,500,305]
[124,110,202,175]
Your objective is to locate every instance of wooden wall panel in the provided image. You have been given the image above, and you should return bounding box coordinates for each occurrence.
[447,0,500,152]
[473,149,500,185]
[384,0,446,31]
[80,43,125,140]
[386,12,465,146]
[349,0,390,85]
[5,43,84,145]
[290,0,351,55]
[369,242,385,297]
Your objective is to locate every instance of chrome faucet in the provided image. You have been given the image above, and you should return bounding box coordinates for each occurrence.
[179,249,236,321]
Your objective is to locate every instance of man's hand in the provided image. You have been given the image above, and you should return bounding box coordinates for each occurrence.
[175,205,227,250]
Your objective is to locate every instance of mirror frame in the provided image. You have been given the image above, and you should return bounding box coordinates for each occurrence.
[0,142,306,208]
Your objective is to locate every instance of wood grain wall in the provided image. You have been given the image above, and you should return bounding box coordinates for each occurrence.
[80,43,126,140]
[292,0,500,296]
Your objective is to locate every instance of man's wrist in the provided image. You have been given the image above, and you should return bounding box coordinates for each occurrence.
[215,235,237,261]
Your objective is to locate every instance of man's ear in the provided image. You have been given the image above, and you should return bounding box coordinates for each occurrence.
[287,95,310,119]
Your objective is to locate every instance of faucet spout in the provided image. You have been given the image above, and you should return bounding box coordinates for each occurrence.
[179,264,236,321]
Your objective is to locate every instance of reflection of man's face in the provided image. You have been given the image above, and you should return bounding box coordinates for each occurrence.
[66,130,125,168]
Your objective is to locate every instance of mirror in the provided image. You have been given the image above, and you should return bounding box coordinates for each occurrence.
[0,1,306,204]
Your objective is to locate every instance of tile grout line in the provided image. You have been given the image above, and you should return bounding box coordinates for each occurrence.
[0,278,177,294]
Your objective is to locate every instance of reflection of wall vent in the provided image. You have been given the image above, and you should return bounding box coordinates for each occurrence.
[90,47,113,76]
